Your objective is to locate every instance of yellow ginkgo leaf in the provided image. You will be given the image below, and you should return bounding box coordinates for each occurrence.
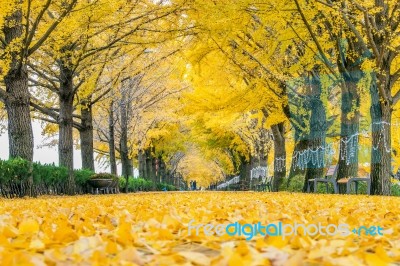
[19,219,39,234]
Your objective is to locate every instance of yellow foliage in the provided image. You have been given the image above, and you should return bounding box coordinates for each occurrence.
[0,192,399,265]
[176,146,229,186]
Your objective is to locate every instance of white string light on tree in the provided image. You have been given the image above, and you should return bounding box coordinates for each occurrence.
[272,120,399,172]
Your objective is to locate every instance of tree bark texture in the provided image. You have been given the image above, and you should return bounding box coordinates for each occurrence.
[59,58,75,195]
[108,101,117,175]
[303,72,327,191]
[271,122,286,191]
[3,9,34,165]
[80,102,95,171]
[370,73,391,195]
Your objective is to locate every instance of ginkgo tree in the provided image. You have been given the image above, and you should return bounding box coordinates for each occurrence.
[181,0,316,190]
[26,0,189,193]
[177,0,399,195]
[91,46,188,190]
[175,52,276,188]
[0,0,79,195]
[1,0,398,196]
[292,0,400,195]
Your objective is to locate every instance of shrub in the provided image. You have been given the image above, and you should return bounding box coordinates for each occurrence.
[75,169,95,186]
[119,177,146,192]
[391,181,400,196]
[118,177,177,192]
[119,177,127,190]
[280,175,304,192]
[157,182,176,191]
[0,158,31,183]
[167,184,177,191]
[0,158,189,196]
[0,158,94,197]
[90,172,117,180]
[33,163,69,184]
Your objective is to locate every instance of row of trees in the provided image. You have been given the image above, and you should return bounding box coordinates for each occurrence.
[0,0,191,194]
[0,0,399,195]
[175,0,399,194]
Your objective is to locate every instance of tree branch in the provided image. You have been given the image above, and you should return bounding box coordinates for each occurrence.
[28,0,78,56]
[32,115,58,125]
[25,0,51,50]
[362,10,380,60]
[81,7,180,60]
[30,98,58,120]
[28,78,58,93]
[293,0,337,76]
[27,63,60,92]
[0,36,6,48]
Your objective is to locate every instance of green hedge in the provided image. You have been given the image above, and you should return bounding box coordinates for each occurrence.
[0,158,94,197]
[0,158,176,197]
[119,177,177,192]
[391,181,400,196]
[0,158,94,198]
[0,157,31,183]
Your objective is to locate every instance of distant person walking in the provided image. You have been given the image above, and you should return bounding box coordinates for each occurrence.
[193,180,197,190]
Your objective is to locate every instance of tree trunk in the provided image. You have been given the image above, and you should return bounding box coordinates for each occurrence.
[302,71,327,191]
[271,122,286,191]
[159,157,166,183]
[337,114,360,179]
[153,147,157,183]
[157,157,161,183]
[368,1,392,196]
[138,149,145,178]
[239,154,251,190]
[108,101,117,175]
[3,8,34,196]
[249,154,260,189]
[337,71,362,179]
[288,138,308,183]
[287,84,314,185]
[80,102,94,171]
[151,147,158,184]
[120,98,132,192]
[143,149,149,179]
[258,128,269,168]
[59,60,75,195]
[145,148,153,180]
[370,75,391,195]
[166,170,172,185]
[303,97,327,191]
[4,68,33,163]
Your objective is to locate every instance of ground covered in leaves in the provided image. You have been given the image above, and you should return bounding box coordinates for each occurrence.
[0,192,399,266]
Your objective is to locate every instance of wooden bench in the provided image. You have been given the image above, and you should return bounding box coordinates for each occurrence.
[307,165,338,194]
[337,175,371,195]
